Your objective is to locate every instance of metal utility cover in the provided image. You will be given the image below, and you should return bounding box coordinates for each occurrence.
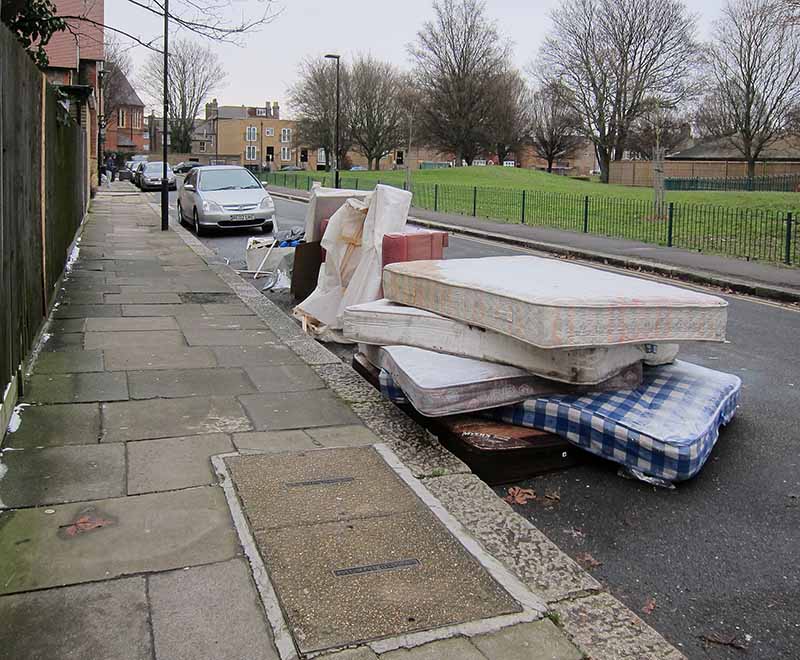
[255,511,521,654]
[225,447,420,531]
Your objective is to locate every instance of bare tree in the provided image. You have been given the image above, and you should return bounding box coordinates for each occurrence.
[102,35,134,136]
[56,0,280,53]
[626,102,691,159]
[538,0,699,182]
[483,69,532,164]
[409,0,510,165]
[289,56,352,171]
[697,0,800,178]
[529,81,584,172]
[349,55,405,170]
[140,38,225,153]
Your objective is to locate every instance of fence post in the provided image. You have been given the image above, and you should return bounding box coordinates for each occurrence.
[521,190,526,224]
[403,180,407,191]
[786,212,794,265]
[355,178,359,190]
[434,184,438,212]
[472,186,477,217]
[667,202,674,247]
[307,177,311,191]
[583,196,589,233]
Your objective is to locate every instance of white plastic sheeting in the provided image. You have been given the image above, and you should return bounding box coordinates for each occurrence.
[295,185,412,339]
[303,187,371,242]
[344,299,679,384]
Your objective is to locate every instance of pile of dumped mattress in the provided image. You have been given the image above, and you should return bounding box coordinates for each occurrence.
[342,255,741,486]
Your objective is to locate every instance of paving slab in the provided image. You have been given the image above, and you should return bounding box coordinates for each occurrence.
[255,510,520,654]
[0,577,152,660]
[319,649,378,660]
[149,558,279,660]
[84,316,180,332]
[212,345,302,367]
[103,396,251,442]
[0,443,126,507]
[380,638,486,660]
[2,403,101,448]
[127,367,256,399]
[202,302,255,315]
[33,350,104,374]
[304,424,381,448]
[232,430,318,453]
[239,390,361,431]
[84,330,186,350]
[226,447,420,531]
[122,303,210,317]
[175,315,268,331]
[127,433,233,494]
[41,332,85,352]
[244,364,325,393]
[470,620,583,660]
[105,292,183,304]
[0,486,239,594]
[60,291,105,304]
[24,372,129,403]
[54,304,122,318]
[179,292,241,304]
[103,346,217,371]
[48,318,87,333]
[183,328,278,346]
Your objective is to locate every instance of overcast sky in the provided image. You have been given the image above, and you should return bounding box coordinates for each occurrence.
[106,0,728,116]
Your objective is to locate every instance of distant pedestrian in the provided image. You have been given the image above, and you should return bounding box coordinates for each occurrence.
[105,155,116,182]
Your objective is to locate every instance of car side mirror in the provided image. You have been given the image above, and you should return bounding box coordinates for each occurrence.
[262,182,268,189]
[183,183,195,191]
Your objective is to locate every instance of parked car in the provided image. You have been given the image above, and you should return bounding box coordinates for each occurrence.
[279,165,304,171]
[174,161,201,174]
[138,161,177,191]
[132,161,148,187]
[177,165,276,236]
[118,160,136,181]
[350,165,367,171]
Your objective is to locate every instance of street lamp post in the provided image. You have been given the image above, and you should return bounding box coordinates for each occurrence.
[161,0,169,231]
[324,53,340,189]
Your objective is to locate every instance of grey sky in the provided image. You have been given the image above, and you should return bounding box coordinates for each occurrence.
[106,0,727,116]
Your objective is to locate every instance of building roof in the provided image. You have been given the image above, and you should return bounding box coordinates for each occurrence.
[46,0,105,69]
[116,71,144,107]
[668,136,800,161]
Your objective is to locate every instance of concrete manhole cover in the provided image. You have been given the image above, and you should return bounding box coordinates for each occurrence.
[225,447,522,655]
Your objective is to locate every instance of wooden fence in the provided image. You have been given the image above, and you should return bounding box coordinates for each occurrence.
[0,24,88,431]
[609,159,800,187]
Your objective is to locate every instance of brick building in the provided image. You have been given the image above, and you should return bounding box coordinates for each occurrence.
[44,0,104,187]
[104,72,147,155]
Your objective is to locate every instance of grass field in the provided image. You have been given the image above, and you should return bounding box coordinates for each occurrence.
[263,167,800,265]
[266,166,800,213]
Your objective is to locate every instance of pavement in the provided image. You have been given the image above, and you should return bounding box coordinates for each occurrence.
[0,185,685,659]
[266,184,800,303]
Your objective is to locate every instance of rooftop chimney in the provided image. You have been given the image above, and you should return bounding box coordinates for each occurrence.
[205,98,218,120]
[272,101,280,120]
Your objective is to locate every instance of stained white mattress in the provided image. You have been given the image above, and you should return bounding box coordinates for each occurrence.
[382,256,727,349]
[378,345,642,417]
[345,299,678,384]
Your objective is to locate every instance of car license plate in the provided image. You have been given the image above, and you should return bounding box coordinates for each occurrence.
[233,214,255,221]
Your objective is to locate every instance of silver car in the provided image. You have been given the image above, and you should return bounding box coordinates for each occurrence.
[177,166,276,235]
[139,161,177,191]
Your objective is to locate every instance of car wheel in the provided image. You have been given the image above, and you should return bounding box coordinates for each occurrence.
[177,201,185,225]
[193,209,205,236]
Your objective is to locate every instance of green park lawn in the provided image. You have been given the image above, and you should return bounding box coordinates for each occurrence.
[263,166,799,264]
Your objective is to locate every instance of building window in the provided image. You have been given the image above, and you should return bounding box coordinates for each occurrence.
[317,148,326,165]
[280,146,291,161]
[199,142,206,153]
[246,126,257,142]
[256,107,267,117]
[118,108,127,128]
[281,127,291,143]
[264,127,274,137]
[246,145,258,161]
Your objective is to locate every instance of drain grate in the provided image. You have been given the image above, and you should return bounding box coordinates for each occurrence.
[333,558,420,577]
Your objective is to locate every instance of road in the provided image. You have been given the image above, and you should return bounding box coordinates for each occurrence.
[157,191,800,659]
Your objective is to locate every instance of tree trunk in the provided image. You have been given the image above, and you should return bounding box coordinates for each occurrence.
[367,157,374,170]
[597,146,611,184]
[497,144,508,164]
[546,156,554,173]
[375,156,381,170]
[746,158,756,180]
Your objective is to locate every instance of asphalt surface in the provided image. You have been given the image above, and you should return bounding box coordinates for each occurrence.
[156,191,800,659]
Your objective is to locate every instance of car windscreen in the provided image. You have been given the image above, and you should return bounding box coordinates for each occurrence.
[144,163,173,174]
[198,169,261,191]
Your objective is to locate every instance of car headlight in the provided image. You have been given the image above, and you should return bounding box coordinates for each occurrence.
[202,199,223,213]
[259,196,274,210]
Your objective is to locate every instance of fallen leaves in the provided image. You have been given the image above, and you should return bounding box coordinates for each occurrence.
[504,487,536,505]
[642,597,657,615]
[59,508,115,538]
[575,552,602,570]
